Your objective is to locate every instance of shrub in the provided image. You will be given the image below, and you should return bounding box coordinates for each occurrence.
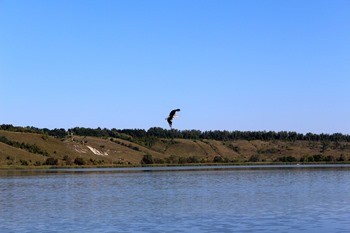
[279,156,298,162]
[337,154,346,162]
[34,161,42,166]
[312,154,325,162]
[141,154,153,164]
[63,155,73,165]
[227,144,240,152]
[165,155,179,164]
[20,159,29,166]
[128,145,140,151]
[178,157,187,164]
[213,156,225,163]
[74,157,85,165]
[153,158,165,164]
[248,154,261,162]
[45,157,58,166]
[187,156,200,163]
[325,155,336,162]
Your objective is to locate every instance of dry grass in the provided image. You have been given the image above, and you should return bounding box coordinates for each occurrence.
[1,130,350,168]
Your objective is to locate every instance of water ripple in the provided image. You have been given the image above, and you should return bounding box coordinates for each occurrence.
[1,166,350,232]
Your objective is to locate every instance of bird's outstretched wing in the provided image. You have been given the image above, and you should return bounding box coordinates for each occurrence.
[167,109,180,128]
[167,118,173,128]
[169,109,180,118]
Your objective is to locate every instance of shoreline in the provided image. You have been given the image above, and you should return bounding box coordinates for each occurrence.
[1,162,350,171]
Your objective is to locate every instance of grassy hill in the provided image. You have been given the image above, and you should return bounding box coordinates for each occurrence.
[1,128,350,168]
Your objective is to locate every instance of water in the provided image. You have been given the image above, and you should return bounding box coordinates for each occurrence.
[1,165,350,232]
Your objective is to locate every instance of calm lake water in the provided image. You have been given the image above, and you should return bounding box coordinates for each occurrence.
[1,165,350,233]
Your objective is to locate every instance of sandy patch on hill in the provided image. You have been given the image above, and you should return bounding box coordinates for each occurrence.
[74,145,87,154]
[86,146,108,156]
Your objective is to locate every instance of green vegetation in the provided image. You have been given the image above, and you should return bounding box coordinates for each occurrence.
[1,124,350,142]
[44,157,58,166]
[74,157,85,165]
[1,124,350,168]
[0,135,49,156]
[141,154,154,164]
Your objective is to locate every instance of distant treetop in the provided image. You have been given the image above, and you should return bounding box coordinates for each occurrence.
[1,124,349,142]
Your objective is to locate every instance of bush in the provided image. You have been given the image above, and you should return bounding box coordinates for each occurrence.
[278,156,298,162]
[141,154,153,164]
[325,155,336,162]
[20,159,29,166]
[227,144,240,152]
[45,157,58,166]
[337,154,346,162]
[153,158,165,164]
[213,156,225,163]
[178,157,187,164]
[63,155,73,165]
[312,154,325,162]
[34,161,42,166]
[74,157,85,165]
[248,154,261,162]
[186,156,200,163]
[165,155,179,164]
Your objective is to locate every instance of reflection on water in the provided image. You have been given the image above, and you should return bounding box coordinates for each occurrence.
[1,165,350,232]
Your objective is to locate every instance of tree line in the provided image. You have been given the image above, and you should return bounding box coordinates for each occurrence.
[1,124,350,142]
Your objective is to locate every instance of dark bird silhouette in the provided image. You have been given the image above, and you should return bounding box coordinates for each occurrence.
[166,109,180,128]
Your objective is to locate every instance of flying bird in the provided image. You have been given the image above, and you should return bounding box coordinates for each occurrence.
[166,109,180,128]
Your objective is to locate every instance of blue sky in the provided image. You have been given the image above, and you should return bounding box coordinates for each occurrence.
[1,0,349,133]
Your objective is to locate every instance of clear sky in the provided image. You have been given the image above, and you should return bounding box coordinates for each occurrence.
[1,0,349,133]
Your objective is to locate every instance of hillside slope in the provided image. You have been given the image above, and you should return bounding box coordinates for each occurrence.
[1,130,350,167]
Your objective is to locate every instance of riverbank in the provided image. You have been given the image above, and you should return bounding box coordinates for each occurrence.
[2,161,350,170]
[2,128,350,168]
